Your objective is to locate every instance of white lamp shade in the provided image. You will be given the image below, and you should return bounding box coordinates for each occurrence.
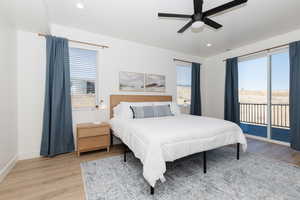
[99,104,107,110]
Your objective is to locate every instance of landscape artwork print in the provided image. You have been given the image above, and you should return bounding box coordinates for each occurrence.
[119,71,145,92]
[145,74,166,92]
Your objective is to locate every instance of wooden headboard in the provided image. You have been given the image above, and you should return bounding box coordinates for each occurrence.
[110,95,172,119]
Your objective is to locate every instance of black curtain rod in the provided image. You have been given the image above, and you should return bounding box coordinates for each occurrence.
[223,42,290,62]
[173,58,194,64]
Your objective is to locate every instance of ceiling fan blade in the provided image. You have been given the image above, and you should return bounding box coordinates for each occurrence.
[202,18,222,29]
[194,0,203,13]
[158,13,192,18]
[178,20,194,33]
[203,0,248,17]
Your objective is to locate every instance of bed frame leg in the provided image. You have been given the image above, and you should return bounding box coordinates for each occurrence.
[150,186,154,195]
[124,150,127,162]
[237,143,240,160]
[203,151,207,174]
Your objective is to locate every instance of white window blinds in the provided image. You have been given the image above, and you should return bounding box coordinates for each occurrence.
[69,48,97,109]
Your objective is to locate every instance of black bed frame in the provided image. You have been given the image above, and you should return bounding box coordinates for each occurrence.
[122,140,240,195]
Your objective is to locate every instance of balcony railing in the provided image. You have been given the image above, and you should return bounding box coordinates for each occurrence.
[239,103,289,128]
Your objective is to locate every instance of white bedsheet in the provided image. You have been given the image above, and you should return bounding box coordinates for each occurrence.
[110,115,247,187]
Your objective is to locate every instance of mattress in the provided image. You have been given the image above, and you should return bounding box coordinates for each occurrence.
[110,114,247,187]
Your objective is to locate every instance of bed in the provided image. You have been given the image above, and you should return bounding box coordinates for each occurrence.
[109,95,247,195]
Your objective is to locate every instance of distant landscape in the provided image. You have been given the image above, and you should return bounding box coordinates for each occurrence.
[72,94,96,108]
[177,85,191,105]
[239,89,289,104]
[177,85,191,114]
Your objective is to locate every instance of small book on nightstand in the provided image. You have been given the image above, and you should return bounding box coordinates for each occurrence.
[76,122,111,156]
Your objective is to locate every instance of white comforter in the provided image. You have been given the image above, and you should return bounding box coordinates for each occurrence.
[110,115,247,187]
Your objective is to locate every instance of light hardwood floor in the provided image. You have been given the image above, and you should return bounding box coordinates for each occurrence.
[0,139,300,200]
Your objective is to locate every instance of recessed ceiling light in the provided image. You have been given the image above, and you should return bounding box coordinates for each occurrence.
[206,43,212,47]
[76,0,84,9]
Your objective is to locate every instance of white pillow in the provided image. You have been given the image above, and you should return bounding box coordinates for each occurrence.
[152,101,171,106]
[113,104,122,118]
[153,102,181,116]
[118,102,154,119]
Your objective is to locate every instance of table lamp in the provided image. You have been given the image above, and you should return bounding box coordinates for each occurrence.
[93,99,107,124]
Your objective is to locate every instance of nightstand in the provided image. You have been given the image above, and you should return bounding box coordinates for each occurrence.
[76,122,111,156]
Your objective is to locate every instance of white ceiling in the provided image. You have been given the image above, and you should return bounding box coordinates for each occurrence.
[0,0,49,33]
[5,0,300,57]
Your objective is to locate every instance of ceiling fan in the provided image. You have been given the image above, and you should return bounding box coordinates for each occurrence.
[158,0,248,33]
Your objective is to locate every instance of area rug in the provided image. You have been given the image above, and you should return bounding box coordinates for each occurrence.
[81,147,300,200]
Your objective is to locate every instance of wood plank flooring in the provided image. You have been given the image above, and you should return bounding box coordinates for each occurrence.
[0,139,300,200]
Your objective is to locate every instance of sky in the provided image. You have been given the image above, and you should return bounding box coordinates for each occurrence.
[176,65,191,86]
[239,51,289,91]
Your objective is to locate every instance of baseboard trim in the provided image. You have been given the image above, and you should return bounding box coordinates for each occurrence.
[0,155,18,183]
[245,134,290,146]
[18,151,40,160]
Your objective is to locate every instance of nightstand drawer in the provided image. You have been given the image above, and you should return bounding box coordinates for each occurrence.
[78,127,109,138]
[76,122,111,156]
[78,135,109,150]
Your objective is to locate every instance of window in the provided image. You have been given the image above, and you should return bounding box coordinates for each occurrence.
[69,48,98,109]
[176,65,191,113]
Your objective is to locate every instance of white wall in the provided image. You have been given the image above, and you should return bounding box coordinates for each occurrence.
[0,14,18,181]
[202,28,300,119]
[17,31,46,160]
[17,25,204,159]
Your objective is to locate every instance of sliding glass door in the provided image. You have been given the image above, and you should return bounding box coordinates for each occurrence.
[239,55,268,138]
[270,50,290,142]
[238,48,290,143]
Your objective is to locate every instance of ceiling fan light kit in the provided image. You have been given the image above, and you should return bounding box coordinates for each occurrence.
[158,0,248,33]
[192,21,204,29]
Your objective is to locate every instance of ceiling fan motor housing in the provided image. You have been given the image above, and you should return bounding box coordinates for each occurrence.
[193,13,203,21]
[158,0,248,33]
